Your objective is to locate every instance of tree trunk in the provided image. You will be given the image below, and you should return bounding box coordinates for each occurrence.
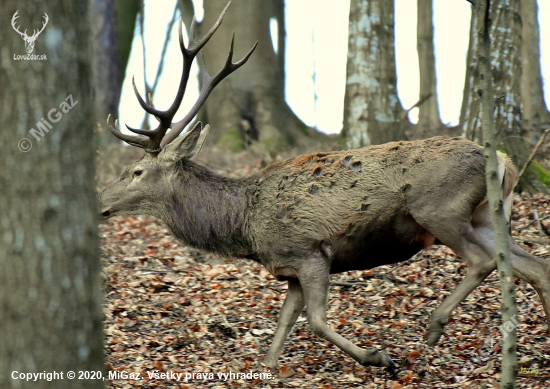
[273,0,286,90]
[415,0,443,139]
[0,1,104,388]
[520,0,550,145]
[462,0,526,170]
[459,11,477,131]
[114,0,140,81]
[90,0,121,146]
[197,0,308,151]
[477,3,518,386]
[342,0,405,148]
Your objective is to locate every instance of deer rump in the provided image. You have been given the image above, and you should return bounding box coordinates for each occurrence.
[251,136,510,278]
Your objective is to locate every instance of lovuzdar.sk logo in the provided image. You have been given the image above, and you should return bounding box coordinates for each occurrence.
[11,10,48,60]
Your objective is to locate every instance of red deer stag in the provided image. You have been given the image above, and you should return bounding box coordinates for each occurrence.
[99,2,550,373]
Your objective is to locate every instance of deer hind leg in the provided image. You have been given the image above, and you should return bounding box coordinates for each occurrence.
[426,223,498,346]
[263,278,305,368]
[297,258,396,372]
[509,239,550,330]
[419,200,550,346]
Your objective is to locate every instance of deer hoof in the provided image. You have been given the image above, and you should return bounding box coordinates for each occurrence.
[262,359,278,370]
[427,329,444,347]
[384,354,398,376]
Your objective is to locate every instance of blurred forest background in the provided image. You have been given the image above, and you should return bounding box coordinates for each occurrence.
[89,0,550,191]
[2,1,550,388]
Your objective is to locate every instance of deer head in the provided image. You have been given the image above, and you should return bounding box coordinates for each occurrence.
[12,11,49,54]
[99,1,256,221]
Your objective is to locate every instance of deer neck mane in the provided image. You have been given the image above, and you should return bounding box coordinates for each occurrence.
[161,159,253,257]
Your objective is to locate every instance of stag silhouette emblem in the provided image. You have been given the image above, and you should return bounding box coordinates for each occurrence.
[11,11,49,54]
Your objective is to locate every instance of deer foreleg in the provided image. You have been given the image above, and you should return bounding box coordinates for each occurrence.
[263,278,305,368]
[298,261,396,373]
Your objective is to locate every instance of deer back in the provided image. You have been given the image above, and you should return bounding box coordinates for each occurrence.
[248,137,489,276]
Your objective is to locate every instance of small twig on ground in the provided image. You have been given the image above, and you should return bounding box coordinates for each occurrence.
[331,281,372,288]
[222,315,239,338]
[517,218,537,233]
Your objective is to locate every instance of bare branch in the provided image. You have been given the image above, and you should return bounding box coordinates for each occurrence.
[513,127,550,189]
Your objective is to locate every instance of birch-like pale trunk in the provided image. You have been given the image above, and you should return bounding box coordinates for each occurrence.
[477,1,518,386]
[463,0,525,168]
[520,0,550,145]
[342,0,404,148]
[459,8,476,131]
[416,0,443,139]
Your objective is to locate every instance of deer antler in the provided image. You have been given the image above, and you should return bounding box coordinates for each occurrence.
[107,1,257,153]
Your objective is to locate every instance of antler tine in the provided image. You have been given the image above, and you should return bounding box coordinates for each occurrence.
[187,1,231,56]
[131,76,165,119]
[108,76,175,152]
[162,33,258,147]
[148,93,161,123]
[161,1,231,120]
[155,1,233,146]
[106,114,152,150]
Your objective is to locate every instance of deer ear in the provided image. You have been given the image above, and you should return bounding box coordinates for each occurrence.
[188,124,209,160]
[161,122,205,161]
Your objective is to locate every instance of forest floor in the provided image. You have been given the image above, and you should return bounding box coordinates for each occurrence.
[99,144,550,389]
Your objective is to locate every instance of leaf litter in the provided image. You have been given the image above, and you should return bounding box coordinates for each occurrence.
[101,192,550,389]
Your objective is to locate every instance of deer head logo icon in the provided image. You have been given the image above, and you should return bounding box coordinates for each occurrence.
[11,11,49,54]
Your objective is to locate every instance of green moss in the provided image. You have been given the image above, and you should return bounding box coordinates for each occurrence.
[217,130,245,152]
[497,146,508,154]
[528,160,550,188]
[260,137,286,152]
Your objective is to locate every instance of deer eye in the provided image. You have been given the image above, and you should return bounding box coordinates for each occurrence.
[132,169,143,178]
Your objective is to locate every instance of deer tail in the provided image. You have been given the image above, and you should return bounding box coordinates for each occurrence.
[497,151,515,222]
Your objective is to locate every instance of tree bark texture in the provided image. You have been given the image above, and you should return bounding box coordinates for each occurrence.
[90,0,121,146]
[197,0,306,151]
[0,1,104,388]
[459,12,477,130]
[114,0,140,82]
[415,0,443,139]
[342,0,405,148]
[520,0,550,145]
[476,1,518,386]
[463,0,526,169]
